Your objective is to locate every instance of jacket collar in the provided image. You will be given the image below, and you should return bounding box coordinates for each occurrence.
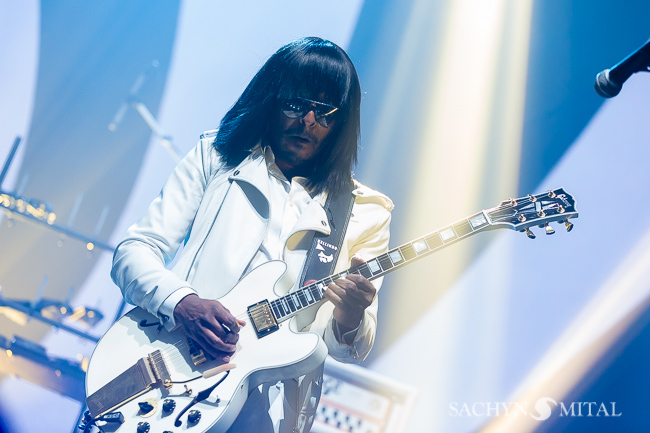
[227,146,271,203]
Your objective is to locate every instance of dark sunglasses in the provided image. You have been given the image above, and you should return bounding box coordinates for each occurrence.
[280,97,339,128]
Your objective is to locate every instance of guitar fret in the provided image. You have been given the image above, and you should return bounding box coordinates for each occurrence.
[287,296,297,312]
[280,299,289,316]
[425,233,443,249]
[271,302,283,319]
[296,291,308,307]
[273,300,287,317]
[281,298,291,313]
[293,293,301,308]
[400,244,417,261]
[292,295,300,310]
[315,282,326,299]
[378,255,394,271]
[453,220,473,237]
[305,287,314,303]
[358,264,373,279]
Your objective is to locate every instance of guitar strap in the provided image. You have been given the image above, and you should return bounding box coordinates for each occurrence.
[298,179,355,288]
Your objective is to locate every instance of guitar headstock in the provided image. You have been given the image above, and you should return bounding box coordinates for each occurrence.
[486,187,578,238]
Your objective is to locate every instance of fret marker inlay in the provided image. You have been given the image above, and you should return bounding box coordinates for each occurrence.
[368,260,380,273]
[413,240,428,254]
[389,250,404,264]
[470,214,487,228]
[440,227,456,241]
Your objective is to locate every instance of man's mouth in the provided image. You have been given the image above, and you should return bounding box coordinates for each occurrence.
[287,134,312,145]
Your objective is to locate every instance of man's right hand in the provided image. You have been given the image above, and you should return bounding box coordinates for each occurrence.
[173,294,246,362]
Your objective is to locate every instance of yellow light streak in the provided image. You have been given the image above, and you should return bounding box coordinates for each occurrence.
[388,0,533,341]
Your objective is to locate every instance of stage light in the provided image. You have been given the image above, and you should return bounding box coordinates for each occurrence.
[68,306,103,327]
[376,0,534,347]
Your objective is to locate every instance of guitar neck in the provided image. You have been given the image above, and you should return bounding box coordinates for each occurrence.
[270,210,493,323]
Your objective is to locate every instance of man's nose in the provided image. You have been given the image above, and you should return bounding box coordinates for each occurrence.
[301,109,318,127]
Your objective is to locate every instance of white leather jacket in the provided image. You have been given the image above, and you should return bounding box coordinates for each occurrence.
[111,135,393,362]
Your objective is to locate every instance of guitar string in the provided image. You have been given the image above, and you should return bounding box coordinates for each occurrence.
[206,202,555,333]
[225,200,557,308]
[152,340,235,374]
[233,202,565,327]
[164,199,564,337]
[144,341,190,376]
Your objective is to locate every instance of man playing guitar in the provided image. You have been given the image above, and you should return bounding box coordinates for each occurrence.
[110,37,392,432]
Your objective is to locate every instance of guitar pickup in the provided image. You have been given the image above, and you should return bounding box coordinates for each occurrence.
[247,300,279,338]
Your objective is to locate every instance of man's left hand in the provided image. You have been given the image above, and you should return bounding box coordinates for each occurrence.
[324,256,376,332]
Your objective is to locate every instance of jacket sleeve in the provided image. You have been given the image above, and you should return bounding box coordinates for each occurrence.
[110,138,216,328]
[306,198,392,363]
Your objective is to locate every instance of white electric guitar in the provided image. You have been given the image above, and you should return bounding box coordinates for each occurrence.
[85,188,578,432]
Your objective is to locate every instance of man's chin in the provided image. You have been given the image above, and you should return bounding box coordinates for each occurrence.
[280,141,312,162]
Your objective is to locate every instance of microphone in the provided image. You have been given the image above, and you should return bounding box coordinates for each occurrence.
[595,38,650,98]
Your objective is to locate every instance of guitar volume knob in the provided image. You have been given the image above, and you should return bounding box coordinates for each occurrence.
[162,399,176,413]
[136,421,150,433]
[138,401,154,413]
[188,409,201,424]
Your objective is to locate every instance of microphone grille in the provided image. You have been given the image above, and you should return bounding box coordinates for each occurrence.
[594,69,622,98]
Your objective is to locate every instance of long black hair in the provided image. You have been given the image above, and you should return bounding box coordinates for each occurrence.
[214,37,361,196]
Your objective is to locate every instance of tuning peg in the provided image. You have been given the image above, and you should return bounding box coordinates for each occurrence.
[524,228,536,239]
[563,219,573,232]
[544,223,555,235]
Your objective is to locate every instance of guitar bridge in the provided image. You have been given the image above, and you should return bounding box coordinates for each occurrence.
[247,300,279,338]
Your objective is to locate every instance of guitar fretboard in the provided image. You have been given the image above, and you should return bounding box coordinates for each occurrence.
[269,211,492,323]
